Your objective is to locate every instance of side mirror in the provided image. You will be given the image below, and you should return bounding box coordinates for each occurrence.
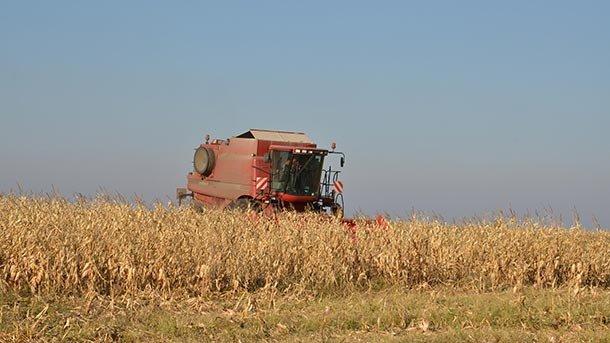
[340,156,345,167]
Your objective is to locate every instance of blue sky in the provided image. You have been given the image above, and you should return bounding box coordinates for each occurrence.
[1,1,609,226]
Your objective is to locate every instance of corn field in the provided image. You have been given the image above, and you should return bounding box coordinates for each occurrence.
[1,194,609,297]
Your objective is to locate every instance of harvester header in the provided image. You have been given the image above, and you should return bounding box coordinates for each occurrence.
[177,129,346,216]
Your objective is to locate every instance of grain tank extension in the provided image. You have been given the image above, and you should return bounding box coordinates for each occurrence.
[177,129,346,216]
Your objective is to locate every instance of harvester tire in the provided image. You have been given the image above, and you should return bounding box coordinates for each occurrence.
[227,198,261,212]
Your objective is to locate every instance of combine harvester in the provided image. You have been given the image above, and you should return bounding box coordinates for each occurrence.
[177,129,347,218]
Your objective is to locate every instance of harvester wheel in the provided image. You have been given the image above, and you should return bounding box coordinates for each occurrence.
[227,198,261,212]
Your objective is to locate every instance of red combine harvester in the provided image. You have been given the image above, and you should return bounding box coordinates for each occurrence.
[177,129,346,217]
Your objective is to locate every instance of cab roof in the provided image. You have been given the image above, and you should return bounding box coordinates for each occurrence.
[235,129,314,144]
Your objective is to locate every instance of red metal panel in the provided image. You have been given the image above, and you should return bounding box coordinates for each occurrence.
[251,155,271,197]
[187,138,257,203]
[205,138,256,187]
[188,176,251,200]
[277,193,316,203]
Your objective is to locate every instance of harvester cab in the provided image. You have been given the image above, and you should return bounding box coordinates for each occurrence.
[267,146,345,215]
[177,129,346,217]
[269,147,326,197]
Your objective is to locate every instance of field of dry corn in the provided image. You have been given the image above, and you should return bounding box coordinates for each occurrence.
[1,194,610,297]
[1,194,610,341]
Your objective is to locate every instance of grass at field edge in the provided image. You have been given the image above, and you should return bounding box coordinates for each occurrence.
[1,287,609,342]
